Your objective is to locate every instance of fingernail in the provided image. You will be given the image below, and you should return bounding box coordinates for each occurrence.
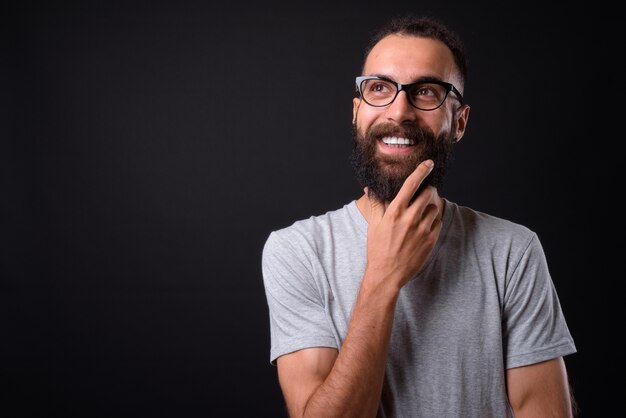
[424,159,434,168]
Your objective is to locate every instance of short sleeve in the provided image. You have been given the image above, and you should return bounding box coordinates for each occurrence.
[261,230,337,365]
[502,234,577,368]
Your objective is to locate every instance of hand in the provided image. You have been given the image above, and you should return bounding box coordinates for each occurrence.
[364,159,443,290]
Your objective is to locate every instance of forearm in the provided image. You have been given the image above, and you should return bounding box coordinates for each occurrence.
[507,358,575,418]
[302,278,399,418]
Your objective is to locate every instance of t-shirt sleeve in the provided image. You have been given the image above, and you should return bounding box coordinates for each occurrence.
[261,229,338,365]
[502,233,577,369]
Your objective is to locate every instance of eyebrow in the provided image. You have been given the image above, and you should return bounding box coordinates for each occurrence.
[367,74,449,85]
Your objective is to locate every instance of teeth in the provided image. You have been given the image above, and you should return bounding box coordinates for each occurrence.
[382,136,415,145]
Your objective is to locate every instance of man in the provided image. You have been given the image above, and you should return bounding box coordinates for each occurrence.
[262,15,577,418]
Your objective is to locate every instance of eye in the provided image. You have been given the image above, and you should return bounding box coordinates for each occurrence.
[413,84,438,97]
[364,80,395,96]
[410,83,446,102]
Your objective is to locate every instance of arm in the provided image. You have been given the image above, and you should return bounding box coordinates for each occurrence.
[276,160,443,418]
[277,275,399,418]
[506,357,576,418]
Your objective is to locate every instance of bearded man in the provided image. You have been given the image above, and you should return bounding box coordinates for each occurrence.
[261,14,577,418]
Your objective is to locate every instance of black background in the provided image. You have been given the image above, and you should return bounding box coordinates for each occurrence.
[3,1,621,417]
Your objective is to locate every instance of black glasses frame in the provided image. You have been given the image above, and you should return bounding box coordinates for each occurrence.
[355,76,464,111]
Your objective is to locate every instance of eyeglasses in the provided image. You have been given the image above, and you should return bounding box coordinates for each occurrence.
[355,76,464,111]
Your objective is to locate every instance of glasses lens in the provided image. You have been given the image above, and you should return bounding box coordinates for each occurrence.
[360,79,397,106]
[407,83,449,110]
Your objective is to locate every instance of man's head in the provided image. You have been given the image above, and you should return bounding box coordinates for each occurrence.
[350,15,470,203]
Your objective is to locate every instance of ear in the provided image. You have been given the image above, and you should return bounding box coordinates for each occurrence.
[453,104,470,143]
[352,97,361,124]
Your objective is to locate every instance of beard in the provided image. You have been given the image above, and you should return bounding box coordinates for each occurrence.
[349,120,456,203]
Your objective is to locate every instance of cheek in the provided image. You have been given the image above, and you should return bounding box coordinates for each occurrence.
[423,111,453,136]
[355,107,380,131]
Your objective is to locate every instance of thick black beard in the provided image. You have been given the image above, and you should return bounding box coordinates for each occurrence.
[349,121,455,203]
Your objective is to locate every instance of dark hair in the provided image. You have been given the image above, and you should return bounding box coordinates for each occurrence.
[362,15,468,88]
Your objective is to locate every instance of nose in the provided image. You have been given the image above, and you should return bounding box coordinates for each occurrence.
[385,90,417,124]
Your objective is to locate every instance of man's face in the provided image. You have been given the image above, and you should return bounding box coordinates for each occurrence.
[351,34,469,203]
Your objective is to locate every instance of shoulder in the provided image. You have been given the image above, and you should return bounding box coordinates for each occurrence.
[444,200,538,251]
[263,201,361,255]
[447,200,533,233]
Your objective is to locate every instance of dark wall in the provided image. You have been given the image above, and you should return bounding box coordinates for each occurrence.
[3,2,619,417]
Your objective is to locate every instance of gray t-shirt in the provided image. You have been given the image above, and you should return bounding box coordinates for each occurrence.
[262,199,576,417]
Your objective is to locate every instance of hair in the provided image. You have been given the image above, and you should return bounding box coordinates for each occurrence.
[362,15,468,88]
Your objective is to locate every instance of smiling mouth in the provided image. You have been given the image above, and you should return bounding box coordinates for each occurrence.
[381,136,415,147]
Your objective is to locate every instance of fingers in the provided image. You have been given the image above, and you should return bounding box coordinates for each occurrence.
[392,159,434,209]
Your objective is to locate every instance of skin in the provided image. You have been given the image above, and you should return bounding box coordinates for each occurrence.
[276,34,573,418]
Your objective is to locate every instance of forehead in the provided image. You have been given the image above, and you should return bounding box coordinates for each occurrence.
[364,34,458,84]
